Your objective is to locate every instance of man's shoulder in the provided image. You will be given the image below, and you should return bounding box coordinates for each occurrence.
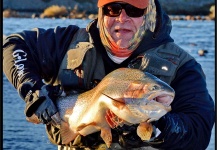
[155,42,188,56]
[54,25,80,31]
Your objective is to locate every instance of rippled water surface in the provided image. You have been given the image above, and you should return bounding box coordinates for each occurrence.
[3,18,215,150]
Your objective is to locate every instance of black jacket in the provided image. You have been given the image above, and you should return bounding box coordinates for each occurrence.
[3,0,215,149]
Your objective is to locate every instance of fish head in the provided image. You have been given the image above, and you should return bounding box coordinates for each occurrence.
[122,71,175,122]
[140,71,175,106]
[99,68,175,123]
[99,68,174,105]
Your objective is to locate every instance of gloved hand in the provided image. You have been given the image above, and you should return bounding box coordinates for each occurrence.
[146,113,188,146]
[18,82,62,124]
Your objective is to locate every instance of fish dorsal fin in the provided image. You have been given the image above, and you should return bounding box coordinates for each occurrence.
[60,121,79,144]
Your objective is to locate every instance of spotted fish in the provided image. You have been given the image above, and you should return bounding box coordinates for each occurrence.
[27,68,175,148]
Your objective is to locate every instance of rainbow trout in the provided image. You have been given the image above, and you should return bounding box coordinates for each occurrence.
[27,68,175,147]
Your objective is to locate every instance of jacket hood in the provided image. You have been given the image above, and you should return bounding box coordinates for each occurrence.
[121,0,174,64]
[150,0,173,43]
[138,0,174,49]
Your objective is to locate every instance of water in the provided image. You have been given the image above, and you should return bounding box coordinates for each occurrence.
[3,18,215,150]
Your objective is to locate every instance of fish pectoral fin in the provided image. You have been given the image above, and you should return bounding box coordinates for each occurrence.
[60,121,78,144]
[137,122,153,141]
[100,127,112,148]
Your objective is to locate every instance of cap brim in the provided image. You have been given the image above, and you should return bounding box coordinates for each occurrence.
[98,0,149,9]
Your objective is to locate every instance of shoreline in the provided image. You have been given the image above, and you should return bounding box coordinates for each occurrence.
[3,8,215,21]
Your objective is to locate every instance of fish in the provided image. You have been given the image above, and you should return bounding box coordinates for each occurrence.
[27,68,175,148]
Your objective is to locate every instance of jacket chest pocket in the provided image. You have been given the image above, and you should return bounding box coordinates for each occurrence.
[57,42,94,91]
[128,51,179,84]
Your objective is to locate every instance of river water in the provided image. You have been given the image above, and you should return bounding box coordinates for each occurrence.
[3,18,215,150]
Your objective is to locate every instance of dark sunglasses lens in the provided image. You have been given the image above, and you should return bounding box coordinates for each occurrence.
[103,4,122,17]
[103,3,145,17]
[125,5,145,17]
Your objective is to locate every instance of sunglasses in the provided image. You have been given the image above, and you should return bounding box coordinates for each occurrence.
[103,3,147,18]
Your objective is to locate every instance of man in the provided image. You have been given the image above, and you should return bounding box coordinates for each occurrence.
[3,0,215,149]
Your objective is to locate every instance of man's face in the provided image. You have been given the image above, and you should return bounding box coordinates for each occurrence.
[104,9,144,49]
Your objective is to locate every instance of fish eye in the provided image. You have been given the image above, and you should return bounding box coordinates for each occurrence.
[150,85,160,91]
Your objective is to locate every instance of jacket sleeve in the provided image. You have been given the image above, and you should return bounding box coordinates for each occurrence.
[3,25,79,91]
[150,59,215,150]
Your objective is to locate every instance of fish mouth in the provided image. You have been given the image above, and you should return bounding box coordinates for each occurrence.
[147,91,175,107]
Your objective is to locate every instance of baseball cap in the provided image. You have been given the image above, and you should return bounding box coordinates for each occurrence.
[98,0,149,9]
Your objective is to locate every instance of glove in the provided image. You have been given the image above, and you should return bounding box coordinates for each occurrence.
[145,113,188,147]
[18,82,62,124]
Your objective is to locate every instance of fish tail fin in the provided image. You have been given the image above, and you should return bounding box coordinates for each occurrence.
[60,121,78,144]
[137,122,153,141]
